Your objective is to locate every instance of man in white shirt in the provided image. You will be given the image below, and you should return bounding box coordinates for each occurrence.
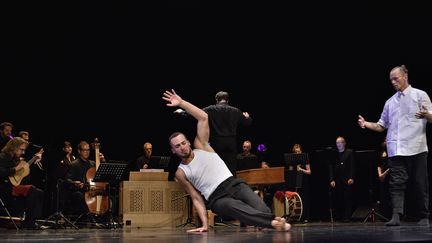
[163,89,290,233]
[358,65,432,226]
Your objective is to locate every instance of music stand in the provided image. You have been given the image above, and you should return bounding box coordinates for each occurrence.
[284,153,309,190]
[284,153,309,166]
[236,156,260,171]
[355,150,389,223]
[93,162,128,229]
[44,179,79,230]
[282,153,309,221]
[159,156,171,170]
[148,156,171,170]
[172,194,195,228]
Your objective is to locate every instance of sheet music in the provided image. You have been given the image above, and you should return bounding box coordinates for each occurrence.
[140,169,164,172]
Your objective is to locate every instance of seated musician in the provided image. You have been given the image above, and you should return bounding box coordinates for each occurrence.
[236,140,259,171]
[133,142,154,171]
[51,141,76,211]
[0,137,45,229]
[0,122,13,151]
[55,141,76,181]
[65,141,106,223]
[18,131,45,190]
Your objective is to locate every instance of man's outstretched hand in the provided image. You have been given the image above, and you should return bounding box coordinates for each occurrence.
[163,89,183,107]
[358,115,366,129]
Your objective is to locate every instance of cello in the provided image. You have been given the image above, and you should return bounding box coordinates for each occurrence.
[85,138,109,215]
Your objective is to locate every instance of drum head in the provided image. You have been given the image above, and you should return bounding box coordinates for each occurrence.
[273,191,303,221]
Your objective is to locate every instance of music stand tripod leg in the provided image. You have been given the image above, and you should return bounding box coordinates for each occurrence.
[45,180,79,230]
[109,184,124,229]
[105,183,119,229]
[363,208,389,223]
[374,211,389,222]
[362,210,373,223]
[54,212,79,230]
[62,213,79,229]
[176,196,195,227]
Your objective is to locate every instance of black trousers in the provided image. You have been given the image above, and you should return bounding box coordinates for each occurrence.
[378,177,392,219]
[210,137,238,175]
[208,177,274,228]
[330,181,353,220]
[69,190,90,215]
[22,186,44,225]
[388,152,429,218]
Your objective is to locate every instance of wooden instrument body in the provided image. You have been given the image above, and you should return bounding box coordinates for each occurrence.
[85,167,109,215]
[9,149,44,186]
[84,139,109,215]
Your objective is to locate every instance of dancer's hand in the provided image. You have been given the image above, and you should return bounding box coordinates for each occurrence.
[163,89,183,107]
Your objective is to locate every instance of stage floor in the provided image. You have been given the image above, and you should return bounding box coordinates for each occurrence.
[0,221,431,243]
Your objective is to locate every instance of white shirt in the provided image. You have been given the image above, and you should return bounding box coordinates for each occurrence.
[178,149,232,200]
[378,85,432,157]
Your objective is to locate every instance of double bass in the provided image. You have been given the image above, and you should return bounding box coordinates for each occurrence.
[85,138,109,215]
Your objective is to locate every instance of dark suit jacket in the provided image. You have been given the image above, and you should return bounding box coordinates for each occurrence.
[329,148,355,183]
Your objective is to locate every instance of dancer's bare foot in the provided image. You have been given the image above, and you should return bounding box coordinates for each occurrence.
[271,217,291,231]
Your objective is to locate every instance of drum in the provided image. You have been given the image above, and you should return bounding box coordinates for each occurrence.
[273,191,303,221]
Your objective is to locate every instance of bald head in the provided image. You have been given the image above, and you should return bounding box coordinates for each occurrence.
[390,65,409,92]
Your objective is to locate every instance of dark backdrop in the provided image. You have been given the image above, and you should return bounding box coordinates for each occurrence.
[1,2,431,219]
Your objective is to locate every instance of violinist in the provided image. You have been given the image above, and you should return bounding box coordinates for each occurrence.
[65,141,106,223]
